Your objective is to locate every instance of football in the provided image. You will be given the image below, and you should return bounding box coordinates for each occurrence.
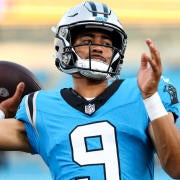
[0,61,43,102]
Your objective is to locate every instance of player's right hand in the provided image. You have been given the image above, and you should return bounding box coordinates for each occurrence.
[0,82,25,118]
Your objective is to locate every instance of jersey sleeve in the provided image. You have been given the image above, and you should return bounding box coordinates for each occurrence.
[15,92,40,154]
[158,76,180,121]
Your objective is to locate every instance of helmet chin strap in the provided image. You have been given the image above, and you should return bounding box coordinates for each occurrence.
[75,59,111,80]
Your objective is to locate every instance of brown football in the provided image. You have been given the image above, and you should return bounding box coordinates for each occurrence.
[0,61,42,102]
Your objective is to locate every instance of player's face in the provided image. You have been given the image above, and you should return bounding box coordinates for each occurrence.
[73,30,113,64]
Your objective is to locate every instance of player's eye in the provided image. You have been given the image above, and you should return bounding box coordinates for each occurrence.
[82,40,92,45]
[102,40,112,46]
[102,42,111,46]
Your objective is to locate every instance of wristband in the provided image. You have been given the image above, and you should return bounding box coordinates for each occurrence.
[0,109,5,119]
[143,92,168,121]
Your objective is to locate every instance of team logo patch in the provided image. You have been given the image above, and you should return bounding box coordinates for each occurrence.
[164,84,179,105]
[85,103,95,115]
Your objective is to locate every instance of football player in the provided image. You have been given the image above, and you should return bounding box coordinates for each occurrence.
[0,1,180,180]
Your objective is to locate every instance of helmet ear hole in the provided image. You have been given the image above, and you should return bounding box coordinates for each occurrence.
[55,46,59,52]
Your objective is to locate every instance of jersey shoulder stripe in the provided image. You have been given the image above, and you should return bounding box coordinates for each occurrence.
[25,91,39,135]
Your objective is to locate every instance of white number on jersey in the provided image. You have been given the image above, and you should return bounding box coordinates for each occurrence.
[70,121,121,180]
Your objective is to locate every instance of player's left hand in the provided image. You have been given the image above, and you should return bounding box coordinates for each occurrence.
[0,82,25,118]
[137,39,162,99]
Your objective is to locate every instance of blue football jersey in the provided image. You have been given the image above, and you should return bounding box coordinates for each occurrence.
[15,77,180,180]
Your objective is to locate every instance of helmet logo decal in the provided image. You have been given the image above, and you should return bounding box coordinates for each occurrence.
[95,16,107,22]
[67,13,78,17]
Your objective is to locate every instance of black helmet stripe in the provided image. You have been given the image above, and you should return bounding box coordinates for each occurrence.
[102,3,109,18]
[87,1,97,16]
[87,1,109,18]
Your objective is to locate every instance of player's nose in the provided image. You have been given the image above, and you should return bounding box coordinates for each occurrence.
[91,45,103,54]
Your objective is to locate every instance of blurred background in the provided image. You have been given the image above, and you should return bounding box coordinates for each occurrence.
[0,0,180,179]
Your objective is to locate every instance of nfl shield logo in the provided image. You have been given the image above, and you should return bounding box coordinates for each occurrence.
[85,104,95,115]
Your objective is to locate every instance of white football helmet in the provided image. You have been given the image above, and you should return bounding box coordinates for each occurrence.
[52,1,127,80]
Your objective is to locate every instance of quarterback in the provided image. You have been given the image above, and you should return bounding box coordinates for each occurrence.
[0,1,180,180]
